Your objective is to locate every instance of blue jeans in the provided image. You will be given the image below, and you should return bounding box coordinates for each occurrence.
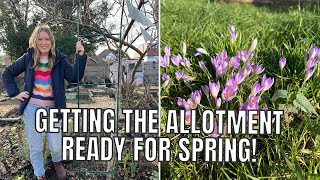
[23,103,62,177]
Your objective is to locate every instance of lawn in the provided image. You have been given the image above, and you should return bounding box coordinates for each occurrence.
[160,0,320,179]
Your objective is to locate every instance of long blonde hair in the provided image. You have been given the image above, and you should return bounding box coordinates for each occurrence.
[29,25,56,69]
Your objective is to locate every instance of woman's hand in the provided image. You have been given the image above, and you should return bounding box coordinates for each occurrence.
[76,41,85,56]
[14,91,29,101]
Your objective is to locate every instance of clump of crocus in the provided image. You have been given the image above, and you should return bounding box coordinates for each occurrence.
[161,26,279,129]
[211,50,229,77]
[304,44,319,81]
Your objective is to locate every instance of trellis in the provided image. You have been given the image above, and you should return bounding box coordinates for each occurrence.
[74,0,125,179]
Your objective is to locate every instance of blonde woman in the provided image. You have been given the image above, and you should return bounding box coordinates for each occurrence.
[2,25,87,180]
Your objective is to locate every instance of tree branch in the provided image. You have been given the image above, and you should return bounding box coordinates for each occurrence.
[53,18,144,56]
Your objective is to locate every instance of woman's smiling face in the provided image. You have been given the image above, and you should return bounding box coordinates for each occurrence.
[37,31,52,56]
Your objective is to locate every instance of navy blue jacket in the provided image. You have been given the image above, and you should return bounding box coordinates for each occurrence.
[1,47,87,115]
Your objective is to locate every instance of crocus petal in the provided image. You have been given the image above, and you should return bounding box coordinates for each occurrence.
[185,110,191,124]
[183,99,197,110]
[309,44,317,59]
[191,90,202,104]
[160,55,170,68]
[304,68,314,81]
[222,85,237,101]
[249,38,258,52]
[181,57,190,67]
[215,97,221,109]
[202,85,209,96]
[195,48,208,56]
[177,97,185,107]
[175,71,184,80]
[306,58,318,69]
[209,81,220,99]
[199,61,207,72]
[251,81,262,96]
[162,73,170,87]
[164,45,170,57]
[183,42,187,57]
[279,57,286,69]
[171,54,181,66]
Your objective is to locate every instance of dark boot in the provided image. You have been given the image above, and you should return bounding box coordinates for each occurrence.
[54,162,66,180]
[37,175,47,180]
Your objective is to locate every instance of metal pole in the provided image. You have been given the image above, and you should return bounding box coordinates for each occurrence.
[76,1,81,180]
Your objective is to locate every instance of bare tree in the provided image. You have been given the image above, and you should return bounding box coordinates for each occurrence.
[30,0,158,95]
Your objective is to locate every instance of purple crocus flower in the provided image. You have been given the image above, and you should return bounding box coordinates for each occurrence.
[239,96,260,110]
[162,73,170,87]
[177,97,185,107]
[306,58,318,69]
[209,81,220,99]
[237,50,253,62]
[194,48,209,56]
[215,97,221,109]
[226,77,238,91]
[229,25,238,44]
[164,45,171,57]
[239,101,248,110]
[219,49,228,59]
[181,57,190,67]
[202,85,209,96]
[230,25,236,33]
[304,68,314,81]
[235,70,245,84]
[243,63,252,77]
[309,44,318,59]
[222,86,237,101]
[279,57,286,69]
[198,61,207,72]
[262,106,268,111]
[183,98,197,110]
[253,64,264,74]
[191,90,202,104]
[212,57,228,77]
[247,102,259,110]
[182,74,190,81]
[248,95,260,110]
[261,74,274,92]
[185,110,191,124]
[251,81,262,96]
[160,56,169,68]
[171,54,181,66]
[216,64,228,77]
[229,56,240,69]
[175,71,184,80]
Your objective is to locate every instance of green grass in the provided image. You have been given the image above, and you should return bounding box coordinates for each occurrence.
[160,0,320,179]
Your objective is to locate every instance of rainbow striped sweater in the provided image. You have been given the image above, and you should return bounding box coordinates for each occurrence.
[29,59,55,107]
